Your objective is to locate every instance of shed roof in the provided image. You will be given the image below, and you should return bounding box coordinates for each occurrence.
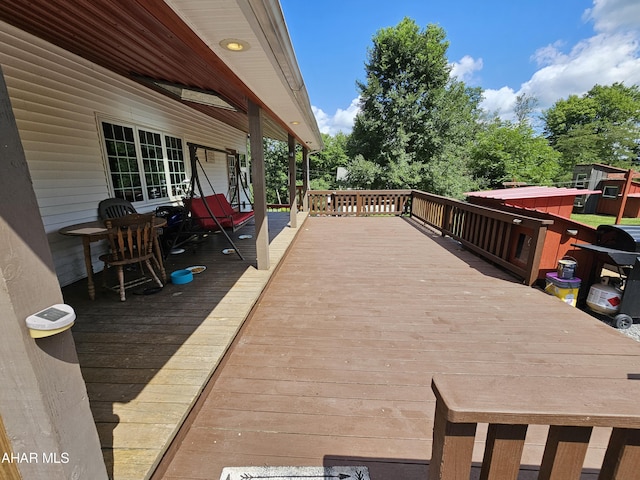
[465,186,601,200]
[575,163,629,173]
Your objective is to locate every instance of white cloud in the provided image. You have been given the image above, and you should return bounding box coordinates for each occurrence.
[312,97,361,135]
[480,87,518,122]
[450,55,483,83]
[481,0,640,122]
[524,33,640,106]
[584,0,640,33]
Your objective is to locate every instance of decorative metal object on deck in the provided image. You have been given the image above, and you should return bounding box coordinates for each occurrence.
[219,466,370,480]
[575,225,640,329]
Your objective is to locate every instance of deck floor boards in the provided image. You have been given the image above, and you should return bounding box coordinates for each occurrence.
[150,216,640,480]
[63,212,304,480]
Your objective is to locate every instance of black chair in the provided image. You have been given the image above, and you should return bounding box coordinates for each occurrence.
[98,198,137,220]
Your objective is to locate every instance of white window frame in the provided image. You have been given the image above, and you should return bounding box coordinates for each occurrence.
[98,118,189,205]
[602,186,619,199]
[575,173,588,188]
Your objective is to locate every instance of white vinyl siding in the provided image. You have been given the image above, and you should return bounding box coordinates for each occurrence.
[192,147,230,197]
[0,20,248,286]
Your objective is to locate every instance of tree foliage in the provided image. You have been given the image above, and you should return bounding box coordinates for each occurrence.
[469,120,561,189]
[543,83,640,174]
[308,132,350,190]
[346,18,480,197]
[263,138,289,204]
[263,133,351,203]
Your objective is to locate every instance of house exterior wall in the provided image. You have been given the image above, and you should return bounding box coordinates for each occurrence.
[0,21,248,286]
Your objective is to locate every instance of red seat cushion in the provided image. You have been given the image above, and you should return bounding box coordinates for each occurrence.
[189,195,253,230]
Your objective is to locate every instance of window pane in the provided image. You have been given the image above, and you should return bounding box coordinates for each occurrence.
[102,122,141,201]
[165,135,187,196]
[139,129,168,200]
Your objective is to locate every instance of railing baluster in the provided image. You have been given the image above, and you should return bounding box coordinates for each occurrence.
[480,423,528,480]
[538,426,592,480]
[599,428,640,480]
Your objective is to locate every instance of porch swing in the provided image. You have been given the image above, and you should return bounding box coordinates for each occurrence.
[188,147,254,233]
[164,143,252,260]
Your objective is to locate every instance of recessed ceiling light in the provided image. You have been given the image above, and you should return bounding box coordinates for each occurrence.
[220,39,250,52]
[290,121,300,125]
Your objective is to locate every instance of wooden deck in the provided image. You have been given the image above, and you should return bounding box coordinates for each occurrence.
[62,212,306,480]
[147,216,640,480]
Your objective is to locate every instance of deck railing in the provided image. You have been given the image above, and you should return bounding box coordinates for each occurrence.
[431,374,640,480]
[307,190,411,216]
[306,189,552,286]
[410,190,552,286]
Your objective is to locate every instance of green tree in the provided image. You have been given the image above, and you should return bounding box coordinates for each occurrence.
[346,18,480,197]
[263,133,351,202]
[263,138,288,204]
[514,93,539,127]
[308,132,350,190]
[543,83,640,176]
[469,120,561,189]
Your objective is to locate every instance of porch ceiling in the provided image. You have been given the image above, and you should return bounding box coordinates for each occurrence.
[0,0,323,151]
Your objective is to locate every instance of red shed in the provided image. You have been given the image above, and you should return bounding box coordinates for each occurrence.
[596,178,640,218]
[466,186,600,218]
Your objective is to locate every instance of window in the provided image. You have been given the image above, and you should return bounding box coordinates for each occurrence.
[227,153,238,208]
[602,186,619,199]
[575,173,588,188]
[166,136,187,197]
[101,121,187,203]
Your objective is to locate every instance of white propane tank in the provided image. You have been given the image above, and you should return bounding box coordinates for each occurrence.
[586,277,622,315]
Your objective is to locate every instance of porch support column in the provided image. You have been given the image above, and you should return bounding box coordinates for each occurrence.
[288,133,298,228]
[302,146,310,212]
[0,66,107,479]
[248,100,270,270]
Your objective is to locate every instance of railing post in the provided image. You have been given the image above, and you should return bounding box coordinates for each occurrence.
[430,397,477,480]
[442,203,452,236]
[525,224,548,286]
[409,191,414,218]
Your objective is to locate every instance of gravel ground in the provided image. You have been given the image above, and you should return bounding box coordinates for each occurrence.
[617,323,640,342]
[588,312,640,341]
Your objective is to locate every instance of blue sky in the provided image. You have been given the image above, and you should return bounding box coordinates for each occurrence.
[280,0,640,135]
